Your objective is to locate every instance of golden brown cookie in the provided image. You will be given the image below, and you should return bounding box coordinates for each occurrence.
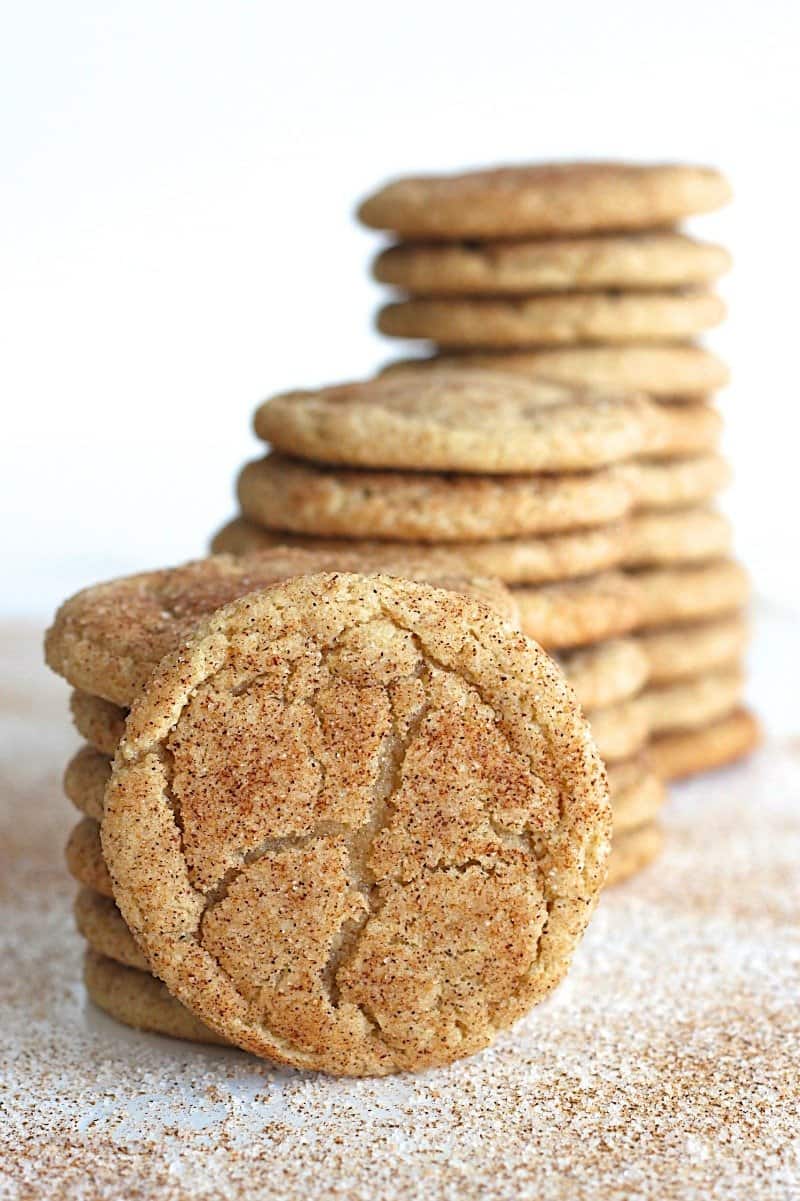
[636,614,748,683]
[639,668,746,736]
[622,508,731,567]
[358,163,731,238]
[64,745,109,820]
[84,951,229,1047]
[65,818,113,898]
[587,698,650,764]
[624,454,731,511]
[253,371,655,474]
[605,823,665,887]
[74,888,148,971]
[103,572,610,1076]
[557,639,649,710]
[70,690,125,757]
[633,560,749,630]
[235,453,634,542]
[514,572,642,649]
[381,345,729,398]
[649,707,760,780]
[607,759,665,836]
[210,522,625,587]
[46,548,518,707]
[647,402,722,459]
[373,233,731,295]
[377,291,724,349]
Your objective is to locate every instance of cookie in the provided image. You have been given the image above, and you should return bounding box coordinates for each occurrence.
[514,572,642,649]
[377,291,724,349]
[65,818,113,898]
[622,508,731,567]
[607,759,665,836]
[587,698,650,764]
[70,690,125,757]
[636,614,748,683]
[373,233,731,295]
[102,572,610,1076]
[357,163,731,238]
[253,372,656,474]
[633,560,749,630]
[74,888,148,971]
[64,745,109,820]
[639,667,745,736]
[380,345,729,397]
[605,823,665,887]
[557,638,649,710]
[650,707,760,781]
[647,402,722,459]
[84,951,229,1047]
[46,548,518,707]
[235,453,634,542]
[212,522,626,587]
[624,454,731,511]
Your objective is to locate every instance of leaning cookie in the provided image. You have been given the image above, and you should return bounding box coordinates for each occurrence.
[102,572,610,1076]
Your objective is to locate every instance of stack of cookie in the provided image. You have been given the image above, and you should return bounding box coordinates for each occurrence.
[354,161,757,781]
[212,367,754,876]
[48,551,614,1068]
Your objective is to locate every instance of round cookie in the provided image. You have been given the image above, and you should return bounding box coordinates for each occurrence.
[624,454,731,511]
[64,745,110,820]
[235,453,634,542]
[557,638,649,711]
[377,291,724,349]
[102,572,611,1076]
[636,614,748,684]
[605,823,665,887]
[253,372,655,474]
[373,233,731,295]
[649,707,760,781]
[84,951,229,1047]
[357,163,731,238]
[632,560,749,630]
[46,547,518,707]
[381,345,730,398]
[514,572,642,649]
[586,698,650,764]
[211,522,626,587]
[607,759,665,836]
[75,889,149,971]
[639,668,745,736]
[622,508,732,567]
[65,818,113,898]
[647,402,722,459]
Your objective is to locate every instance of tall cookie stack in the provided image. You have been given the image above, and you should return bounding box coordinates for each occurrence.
[47,551,614,1070]
[356,161,758,781]
[211,368,755,878]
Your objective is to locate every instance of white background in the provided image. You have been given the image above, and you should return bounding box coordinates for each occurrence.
[1,0,798,619]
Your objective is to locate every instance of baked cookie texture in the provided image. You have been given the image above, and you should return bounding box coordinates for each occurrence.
[373,233,731,295]
[650,708,761,781]
[254,371,657,474]
[380,345,730,396]
[101,573,611,1075]
[357,163,731,238]
[377,291,725,349]
[45,547,518,707]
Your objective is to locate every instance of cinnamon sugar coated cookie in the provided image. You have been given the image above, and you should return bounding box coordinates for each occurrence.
[45,547,518,706]
[381,345,730,396]
[253,371,655,473]
[74,890,149,971]
[377,291,724,348]
[102,573,611,1075]
[373,233,731,295]
[235,454,634,541]
[358,163,731,238]
[650,708,761,780]
[604,823,665,887]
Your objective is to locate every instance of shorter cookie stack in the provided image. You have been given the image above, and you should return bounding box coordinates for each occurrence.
[213,368,752,875]
[47,551,614,1071]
